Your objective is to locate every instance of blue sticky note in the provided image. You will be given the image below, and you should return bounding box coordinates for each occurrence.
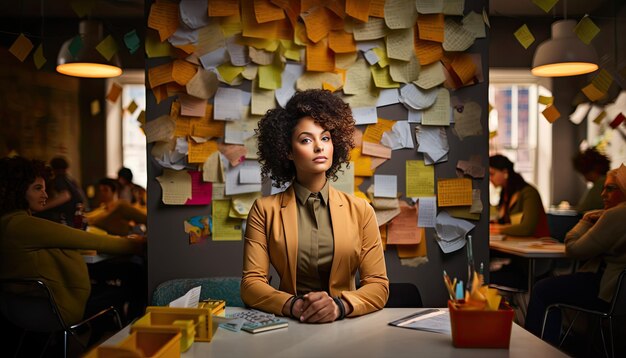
[68,35,83,58]
[455,280,464,300]
[124,29,141,54]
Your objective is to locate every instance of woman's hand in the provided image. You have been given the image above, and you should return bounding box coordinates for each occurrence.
[299,291,340,323]
[582,210,603,224]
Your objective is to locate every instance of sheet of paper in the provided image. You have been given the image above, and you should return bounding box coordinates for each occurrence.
[453,101,482,139]
[414,61,445,89]
[393,309,451,334]
[306,37,335,72]
[386,28,414,61]
[276,63,304,107]
[169,286,201,308]
[443,18,475,51]
[437,178,472,207]
[542,104,561,123]
[417,197,437,228]
[375,207,402,226]
[188,138,218,163]
[209,0,240,16]
[225,160,262,195]
[462,11,486,39]
[450,53,477,85]
[344,58,372,95]
[384,0,417,29]
[389,55,420,83]
[145,115,176,143]
[148,62,174,88]
[225,107,260,145]
[416,0,443,14]
[406,160,434,197]
[239,163,262,184]
[203,151,222,182]
[185,171,212,205]
[514,24,535,49]
[214,87,244,120]
[212,200,243,241]
[251,83,276,115]
[434,211,474,253]
[301,5,331,43]
[591,69,613,93]
[179,93,207,117]
[362,141,392,159]
[363,118,396,142]
[574,15,600,45]
[106,83,123,103]
[374,174,397,198]
[376,88,400,107]
[156,169,192,205]
[422,88,451,126]
[469,188,482,214]
[414,39,443,65]
[387,203,423,245]
[148,2,179,41]
[330,162,354,195]
[172,60,198,85]
[346,0,371,22]
[353,17,388,41]
[416,125,448,163]
[456,158,485,178]
[399,84,438,110]
[218,142,247,167]
[381,120,414,150]
[95,35,118,61]
[538,95,553,105]
[417,14,444,43]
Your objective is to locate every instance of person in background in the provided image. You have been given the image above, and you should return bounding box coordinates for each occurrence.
[241,89,389,323]
[85,178,147,236]
[489,154,550,237]
[525,164,626,345]
[117,167,146,210]
[0,156,145,327]
[572,147,611,213]
[35,156,88,225]
[489,154,551,289]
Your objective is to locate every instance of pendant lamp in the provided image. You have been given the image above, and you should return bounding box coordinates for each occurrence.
[56,20,122,78]
[531,19,599,77]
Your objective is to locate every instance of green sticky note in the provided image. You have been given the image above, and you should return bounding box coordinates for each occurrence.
[69,35,83,58]
[96,35,118,61]
[70,0,95,17]
[258,64,282,90]
[513,24,535,49]
[574,16,600,45]
[124,29,141,54]
[532,0,559,13]
[33,43,46,69]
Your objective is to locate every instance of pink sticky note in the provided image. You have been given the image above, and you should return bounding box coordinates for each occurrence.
[185,171,212,205]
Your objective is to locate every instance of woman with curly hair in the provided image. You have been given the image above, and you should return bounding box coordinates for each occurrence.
[241,89,389,323]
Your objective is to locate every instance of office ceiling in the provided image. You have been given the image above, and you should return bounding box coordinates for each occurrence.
[490,0,615,17]
[2,0,144,18]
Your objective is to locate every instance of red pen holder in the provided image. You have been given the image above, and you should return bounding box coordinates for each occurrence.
[448,300,514,348]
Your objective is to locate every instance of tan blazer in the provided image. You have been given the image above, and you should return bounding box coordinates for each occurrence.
[241,185,389,317]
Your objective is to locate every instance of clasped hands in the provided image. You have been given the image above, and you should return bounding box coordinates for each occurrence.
[283,291,349,323]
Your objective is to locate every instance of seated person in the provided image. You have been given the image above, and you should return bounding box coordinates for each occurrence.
[489,154,550,289]
[117,167,146,211]
[0,156,145,326]
[35,156,87,225]
[525,165,626,344]
[85,178,147,236]
[241,90,389,323]
[572,147,611,213]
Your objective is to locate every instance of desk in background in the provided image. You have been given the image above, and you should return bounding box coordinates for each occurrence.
[101,307,568,357]
[489,237,566,294]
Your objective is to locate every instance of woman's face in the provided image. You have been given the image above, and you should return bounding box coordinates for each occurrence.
[26,177,48,212]
[289,116,334,178]
[489,167,508,188]
[601,175,626,209]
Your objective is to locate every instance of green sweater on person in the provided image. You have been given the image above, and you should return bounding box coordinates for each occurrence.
[500,185,551,237]
[575,175,606,213]
[0,210,142,325]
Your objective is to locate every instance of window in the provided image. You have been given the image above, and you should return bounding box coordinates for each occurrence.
[106,71,147,188]
[488,70,553,208]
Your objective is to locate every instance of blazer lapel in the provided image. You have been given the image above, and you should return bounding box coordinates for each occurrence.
[280,186,298,292]
[329,186,348,291]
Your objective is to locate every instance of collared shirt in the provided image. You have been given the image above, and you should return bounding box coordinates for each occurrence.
[293,180,334,295]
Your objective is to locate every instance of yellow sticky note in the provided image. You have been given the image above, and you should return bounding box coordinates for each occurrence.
[91,100,101,116]
[212,200,243,241]
[156,169,192,205]
[188,139,219,164]
[542,104,561,123]
[532,0,559,13]
[406,160,434,198]
[70,0,95,17]
[582,83,606,102]
[574,16,600,45]
[95,35,118,61]
[220,14,243,37]
[127,101,138,114]
[33,43,46,69]
[217,63,245,83]
[145,31,174,58]
[258,63,282,90]
[9,34,34,62]
[514,24,535,49]
[591,69,613,93]
[593,110,607,124]
[538,95,553,105]
[437,178,472,207]
[370,66,400,88]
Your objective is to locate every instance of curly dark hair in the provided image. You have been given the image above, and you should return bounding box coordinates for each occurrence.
[572,148,610,176]
[0,156,49,215]
[256,89,355,188]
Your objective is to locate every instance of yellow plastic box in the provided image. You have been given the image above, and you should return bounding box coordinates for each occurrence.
[132,306,218,343]
[83,330,181,358]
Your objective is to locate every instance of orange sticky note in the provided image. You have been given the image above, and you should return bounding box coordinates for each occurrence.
[107,83,123,102]
[148,2,179,42]
[387,203,423,245]
[152,85,169,104]
[542,104,561,123]
[414,38,443,65]
[581,83,605,102]
[369,0,385,18]
[346,0,371,22]
[329,30,356,53]
[172,60,198,86]
[242,0,278,39]
[437,178,473,207]
[396,239,427,258]
[417,14,445,43]
[148,62,174,88]
[254,0,285,23]
[306,38,335,72]
[208,0,240,16]
[9,33,34,62]
[301,6,331,43]
[188,139,219,164]
[363,118,396,142]
[450,54,477,85]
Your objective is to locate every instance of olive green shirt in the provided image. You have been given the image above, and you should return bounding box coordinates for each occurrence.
[293,181,334,294]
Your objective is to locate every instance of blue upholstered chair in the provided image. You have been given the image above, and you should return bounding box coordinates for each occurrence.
[151,277,244,307]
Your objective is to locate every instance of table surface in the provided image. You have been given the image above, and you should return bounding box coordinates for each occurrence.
[102,308,569,358]
[489,237,566,258]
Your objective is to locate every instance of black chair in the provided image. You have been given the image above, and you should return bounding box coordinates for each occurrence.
[385,282,423,308]
[541,269,626,358]
[0,278,122,358]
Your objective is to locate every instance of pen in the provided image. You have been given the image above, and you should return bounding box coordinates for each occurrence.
[443,270,454,300]
[455,280,464,300]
